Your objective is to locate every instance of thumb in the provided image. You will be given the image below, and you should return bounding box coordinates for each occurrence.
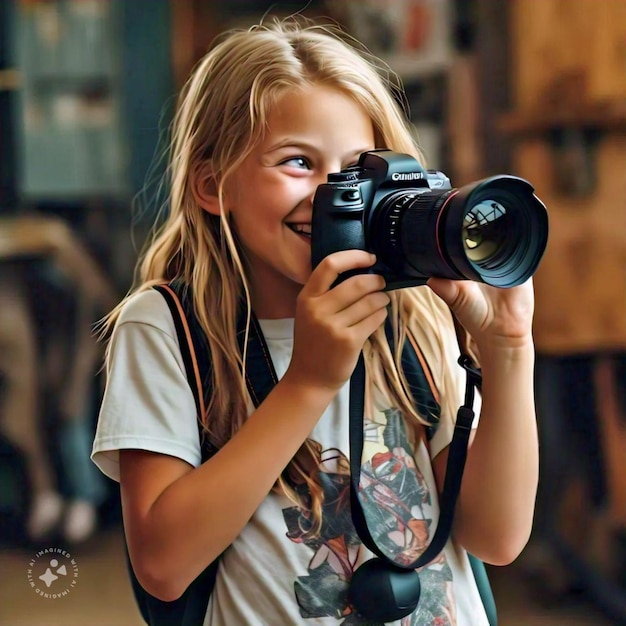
[427,277,461,307]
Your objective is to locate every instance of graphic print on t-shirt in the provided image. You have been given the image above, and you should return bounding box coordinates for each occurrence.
[282,408,456,625]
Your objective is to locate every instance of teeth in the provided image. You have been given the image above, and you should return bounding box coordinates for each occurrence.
[288,223,312,236]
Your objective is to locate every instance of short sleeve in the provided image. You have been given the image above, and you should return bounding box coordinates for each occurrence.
[91,290,202,482]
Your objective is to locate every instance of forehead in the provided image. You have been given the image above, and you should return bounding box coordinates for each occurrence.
[259,83,375,145]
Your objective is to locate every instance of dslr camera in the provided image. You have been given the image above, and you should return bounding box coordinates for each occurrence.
[311,150,548,289]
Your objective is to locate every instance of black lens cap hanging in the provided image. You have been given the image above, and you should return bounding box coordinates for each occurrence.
[348,558,421,622]
[347,352,480,622]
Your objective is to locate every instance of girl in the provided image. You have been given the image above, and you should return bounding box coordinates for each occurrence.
[92,16,538,626]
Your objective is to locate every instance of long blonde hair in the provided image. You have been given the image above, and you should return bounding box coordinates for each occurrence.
[105,16,461,534]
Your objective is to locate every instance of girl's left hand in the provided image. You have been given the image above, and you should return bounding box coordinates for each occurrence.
[426,277,535,350]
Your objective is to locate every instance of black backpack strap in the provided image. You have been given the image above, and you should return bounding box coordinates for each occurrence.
[154,285,278,451]
[154,285,206,432]
[155,283,219,460]
[125,284,222,626]
[386,322,441,440]
[238,313,279,406]
[163,283,277,415]
[127,284,280,626]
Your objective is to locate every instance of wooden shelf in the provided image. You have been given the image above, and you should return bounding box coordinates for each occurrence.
[498,99,626,136]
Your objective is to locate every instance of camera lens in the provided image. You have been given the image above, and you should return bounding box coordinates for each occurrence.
[463,200,506,262]
[370,176,548,288]
[445,179,548,287]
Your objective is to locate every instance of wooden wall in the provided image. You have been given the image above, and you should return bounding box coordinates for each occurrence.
[504,0,626,355]
[505,0,626,534]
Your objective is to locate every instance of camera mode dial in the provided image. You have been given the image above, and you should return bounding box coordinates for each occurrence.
[327,170,360,183]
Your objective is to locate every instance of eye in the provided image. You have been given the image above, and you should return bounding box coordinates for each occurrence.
[280,156,311,169]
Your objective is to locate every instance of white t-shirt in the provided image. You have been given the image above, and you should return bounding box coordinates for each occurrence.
[92,289,489,626]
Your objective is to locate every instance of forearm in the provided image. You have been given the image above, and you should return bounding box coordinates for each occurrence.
[454,339,538,565]
[127,375,337,599]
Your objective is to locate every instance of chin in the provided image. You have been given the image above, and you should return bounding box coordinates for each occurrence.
[286,257,312,286]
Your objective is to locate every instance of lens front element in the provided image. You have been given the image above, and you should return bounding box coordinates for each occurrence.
[462,200,508,265]
[440,176,548,288]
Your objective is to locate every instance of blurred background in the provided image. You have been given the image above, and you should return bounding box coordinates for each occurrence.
[0,0,624,624]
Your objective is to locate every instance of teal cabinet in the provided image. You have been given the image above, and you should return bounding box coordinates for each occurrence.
[13,0,172,201]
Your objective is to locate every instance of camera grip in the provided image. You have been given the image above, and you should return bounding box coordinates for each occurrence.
[311,218,377,288]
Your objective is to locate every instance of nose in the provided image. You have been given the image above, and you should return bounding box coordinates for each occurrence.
[308,176,325,206]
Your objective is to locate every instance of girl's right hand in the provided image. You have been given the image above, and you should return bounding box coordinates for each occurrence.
[285,250,390,391]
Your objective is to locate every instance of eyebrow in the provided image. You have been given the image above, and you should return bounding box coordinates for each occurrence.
[263,139,319,155]
[264,139,373,162]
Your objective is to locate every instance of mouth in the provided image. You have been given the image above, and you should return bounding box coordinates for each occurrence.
[286,222,312,239]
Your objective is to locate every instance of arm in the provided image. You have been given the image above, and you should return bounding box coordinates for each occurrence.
[429,278,538,566]
[121,377,337,601]
[120,250,389,601]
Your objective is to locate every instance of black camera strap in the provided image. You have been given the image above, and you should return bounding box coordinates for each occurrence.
[240,305,482,573]
[348,351,481,570]
[240,309,482,574]
[144,284,489,625]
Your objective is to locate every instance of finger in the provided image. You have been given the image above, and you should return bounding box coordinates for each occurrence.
[335,291,391,328]
[329,272,387,313]
[304,250,377,297]
[346,305,389,339]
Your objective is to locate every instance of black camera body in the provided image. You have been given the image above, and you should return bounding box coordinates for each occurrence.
[311,150,548,290]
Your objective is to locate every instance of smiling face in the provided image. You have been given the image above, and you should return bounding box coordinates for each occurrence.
[220,83,376,318]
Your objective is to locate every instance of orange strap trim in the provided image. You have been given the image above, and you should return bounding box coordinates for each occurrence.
[160,283,207,422]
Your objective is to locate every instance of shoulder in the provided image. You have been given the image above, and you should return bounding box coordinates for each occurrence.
[106,288,183,372]
[116,288,176,337]
[94,288,202,480]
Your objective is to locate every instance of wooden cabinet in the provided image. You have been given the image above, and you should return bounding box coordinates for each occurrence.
[502,3,626,618]
[503,0,626,354]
